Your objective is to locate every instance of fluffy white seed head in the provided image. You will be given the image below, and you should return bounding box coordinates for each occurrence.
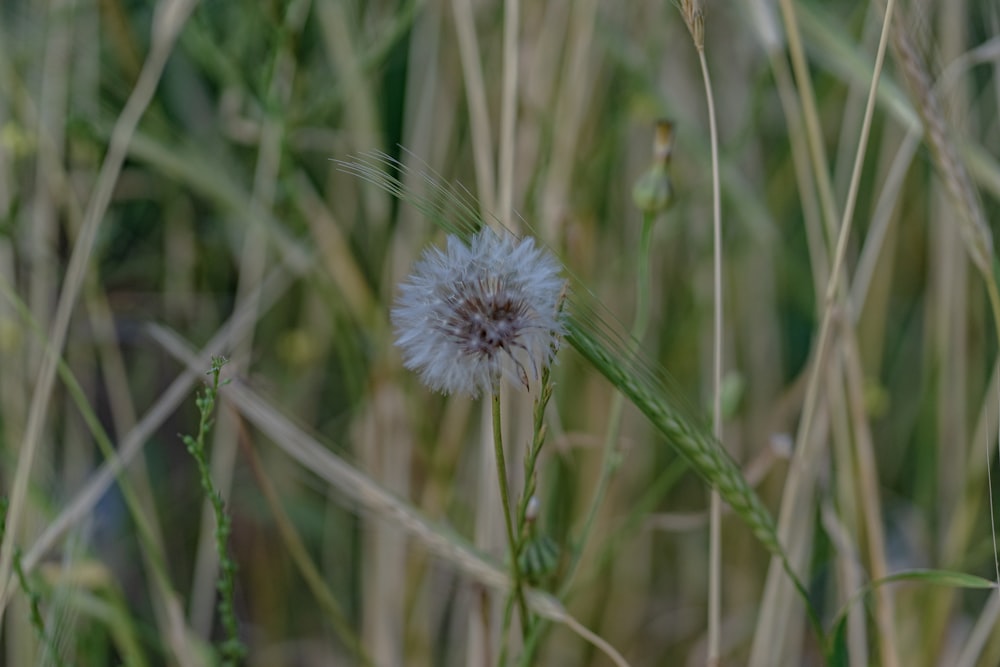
[392,228,565,397]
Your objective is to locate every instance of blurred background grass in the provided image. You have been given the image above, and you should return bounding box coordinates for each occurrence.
[1,0,1000,665]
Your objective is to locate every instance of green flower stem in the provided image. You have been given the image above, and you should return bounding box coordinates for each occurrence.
[633,211,656,343]
[491,386,530,653]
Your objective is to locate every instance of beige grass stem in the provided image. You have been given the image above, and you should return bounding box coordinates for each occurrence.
[450,0,496,215]
[774,0,840,237]
[701,36,725,667]
[680,0,725,661]
[830,3,900,663]
[750,13,836,660]
[499,0,520,231]
[540,0,597,243]
[3,39,184,655]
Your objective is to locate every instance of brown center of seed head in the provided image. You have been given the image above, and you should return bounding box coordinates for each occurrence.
[446,278,529,359]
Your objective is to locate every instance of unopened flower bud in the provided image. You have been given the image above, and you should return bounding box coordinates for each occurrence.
[633,120,675,215]
[633,164,673,214]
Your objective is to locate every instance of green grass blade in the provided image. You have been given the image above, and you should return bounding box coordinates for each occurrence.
[826,569,996,663]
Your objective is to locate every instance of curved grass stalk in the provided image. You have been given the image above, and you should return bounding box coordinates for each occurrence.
[490,386,530,655]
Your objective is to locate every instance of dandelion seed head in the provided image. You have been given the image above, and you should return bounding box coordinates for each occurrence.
[392,228,564,397]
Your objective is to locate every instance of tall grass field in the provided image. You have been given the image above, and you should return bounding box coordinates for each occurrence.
[1,0,1000,665]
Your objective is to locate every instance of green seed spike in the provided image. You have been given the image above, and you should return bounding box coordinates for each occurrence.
[564,316,778,552]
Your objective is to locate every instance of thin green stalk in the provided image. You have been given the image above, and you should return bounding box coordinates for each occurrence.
[492,385,530,657]
[633,213,656,342]
[182,357,245,666]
